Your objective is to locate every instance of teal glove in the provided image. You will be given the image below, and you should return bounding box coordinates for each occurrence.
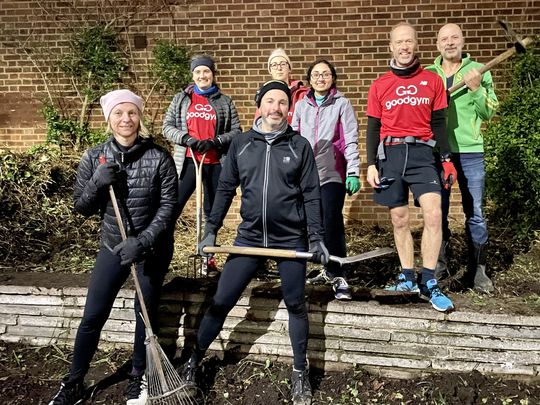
[345,176,361,195]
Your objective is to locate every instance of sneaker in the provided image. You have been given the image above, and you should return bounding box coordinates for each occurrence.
[385,273,419,292]
[48,378,85,405]
[419,279,454,312]
[291,369,312,405]
[201,257,219,276]
[332,277,352,300]
[125,374,147,405]
[306,269,332,285]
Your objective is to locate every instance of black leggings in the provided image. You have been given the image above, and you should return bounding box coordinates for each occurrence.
[196,254,309,370]
[68,245,171,382]
[321,182,347,278]
[178,159,221,219]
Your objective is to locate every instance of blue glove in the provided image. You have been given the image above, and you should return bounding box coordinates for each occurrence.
[197,230,217,257]
[345,176,361,195]
[309,240,330,265]
[113,237,146,266]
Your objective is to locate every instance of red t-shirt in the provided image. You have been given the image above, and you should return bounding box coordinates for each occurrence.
[366,67,447,141]
[186,93,218,164]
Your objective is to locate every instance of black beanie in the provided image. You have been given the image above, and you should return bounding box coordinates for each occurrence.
[190,55,216,73]
[255,80,292,108]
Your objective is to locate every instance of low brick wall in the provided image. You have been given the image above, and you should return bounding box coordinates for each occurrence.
[0,277,539,379]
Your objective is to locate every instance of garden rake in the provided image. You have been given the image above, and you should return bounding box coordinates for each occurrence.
[187,153,207,278]
[101,156,200,404]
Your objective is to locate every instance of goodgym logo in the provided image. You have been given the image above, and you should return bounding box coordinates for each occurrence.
[385,85,430,110]
[187,104,216,120]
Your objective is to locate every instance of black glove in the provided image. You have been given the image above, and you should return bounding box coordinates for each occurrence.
[112,236,146,266]
[196,139,216,154]
[309,240,330,265]
[92,161,119,189]
[214,136,224,149]
[182,134,201,150]
[197,230,217,257]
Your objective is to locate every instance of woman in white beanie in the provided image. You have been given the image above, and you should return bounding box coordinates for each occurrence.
[163,54,241,273]
[48,89,178,405]
[254,48,309,123]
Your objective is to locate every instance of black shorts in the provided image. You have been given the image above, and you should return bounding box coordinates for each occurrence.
[374,143,441,208]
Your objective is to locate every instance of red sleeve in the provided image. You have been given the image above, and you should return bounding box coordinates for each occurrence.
[432,75,448,111]
[366,83,382,118]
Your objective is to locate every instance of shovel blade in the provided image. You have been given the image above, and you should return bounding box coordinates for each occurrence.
[330,247,394,266]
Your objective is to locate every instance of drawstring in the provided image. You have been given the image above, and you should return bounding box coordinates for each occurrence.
[402,143,409,177]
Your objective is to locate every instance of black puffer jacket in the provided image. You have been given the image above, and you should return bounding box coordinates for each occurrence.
[73,136,178,251]
[206,126,324,248]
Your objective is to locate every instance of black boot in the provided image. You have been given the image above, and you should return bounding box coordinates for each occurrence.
[291,368,312,405]
[471,243,494,293]
[178,353,201,397]
[48,377,85,405]
[435,240,449,281]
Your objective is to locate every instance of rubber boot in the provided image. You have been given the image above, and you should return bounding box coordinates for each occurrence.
[434,240,449,281]
[472,243,494,293]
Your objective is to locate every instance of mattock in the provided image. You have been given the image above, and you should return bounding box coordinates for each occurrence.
[447,19,534,94]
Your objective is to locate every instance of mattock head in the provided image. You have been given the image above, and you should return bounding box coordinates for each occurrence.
[498,19,527,53]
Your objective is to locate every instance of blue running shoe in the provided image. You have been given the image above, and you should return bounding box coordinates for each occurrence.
[385,273,419,292]
[419,279,454,312]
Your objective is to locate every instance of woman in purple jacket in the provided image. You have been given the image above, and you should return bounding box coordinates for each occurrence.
[292,59,361,301]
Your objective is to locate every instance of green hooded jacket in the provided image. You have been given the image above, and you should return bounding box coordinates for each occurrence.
[426,54,499,153]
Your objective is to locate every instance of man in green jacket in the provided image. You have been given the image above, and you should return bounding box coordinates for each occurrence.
[427,23,499,293]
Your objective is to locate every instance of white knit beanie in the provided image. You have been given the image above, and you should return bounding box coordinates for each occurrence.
[267,48,292,73]
[100,89,143,121]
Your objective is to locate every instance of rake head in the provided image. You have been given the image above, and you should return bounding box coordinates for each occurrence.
[145,334,202,404]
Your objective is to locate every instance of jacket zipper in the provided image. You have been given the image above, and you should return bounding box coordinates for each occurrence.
[262,143,271,247]
[314,107,320,156]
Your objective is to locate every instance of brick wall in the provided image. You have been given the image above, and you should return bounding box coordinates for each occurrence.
[1,0,538,226]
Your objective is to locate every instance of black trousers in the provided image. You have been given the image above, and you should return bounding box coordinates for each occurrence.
[196,254,309,370]
[68,244,171,381]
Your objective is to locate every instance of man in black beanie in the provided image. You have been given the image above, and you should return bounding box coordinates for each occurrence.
[178,79,327,405]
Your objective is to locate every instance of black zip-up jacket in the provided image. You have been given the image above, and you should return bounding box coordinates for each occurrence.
[206,126,324,248]
[73,136,178,251]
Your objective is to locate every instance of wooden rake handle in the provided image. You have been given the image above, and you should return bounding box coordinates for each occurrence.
[98,156,153,335]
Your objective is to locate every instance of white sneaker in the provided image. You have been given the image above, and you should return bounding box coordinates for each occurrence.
[126,374,147,405]
[332,277,352,300]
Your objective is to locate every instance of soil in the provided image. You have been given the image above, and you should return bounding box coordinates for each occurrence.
[1,342,539,405]
[1,218,539,404]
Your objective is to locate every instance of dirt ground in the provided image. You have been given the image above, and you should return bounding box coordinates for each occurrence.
[1,342,539,405]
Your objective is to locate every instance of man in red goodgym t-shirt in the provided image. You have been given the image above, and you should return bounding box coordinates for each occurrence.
[365,22,457,313]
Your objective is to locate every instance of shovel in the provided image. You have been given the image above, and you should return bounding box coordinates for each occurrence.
[202,245,394,266]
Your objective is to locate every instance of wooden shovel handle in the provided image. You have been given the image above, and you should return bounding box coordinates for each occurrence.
[203,245,313,260]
